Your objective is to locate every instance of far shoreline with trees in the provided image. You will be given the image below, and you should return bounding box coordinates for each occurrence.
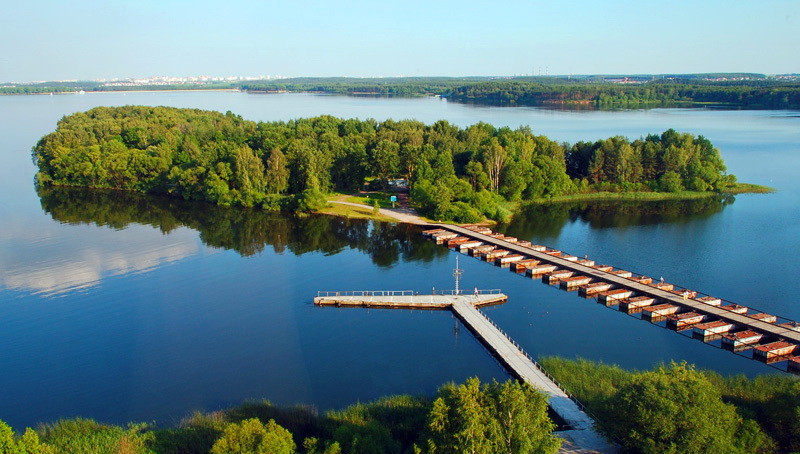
[4,74,800,110]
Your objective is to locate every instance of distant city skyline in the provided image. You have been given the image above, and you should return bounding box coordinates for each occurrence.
[1,0,797,83]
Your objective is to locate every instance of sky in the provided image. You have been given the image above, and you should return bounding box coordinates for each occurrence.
[1,0,798,82]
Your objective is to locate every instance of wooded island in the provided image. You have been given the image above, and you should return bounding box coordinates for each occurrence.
[34,106,753,222]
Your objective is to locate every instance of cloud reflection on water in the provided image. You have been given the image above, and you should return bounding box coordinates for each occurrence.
[0,220,200,296]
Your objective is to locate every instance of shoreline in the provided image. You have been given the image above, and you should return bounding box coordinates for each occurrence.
[0,88,240,96]
[322,184,774,224]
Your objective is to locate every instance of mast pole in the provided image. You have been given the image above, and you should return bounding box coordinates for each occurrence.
[453,255,463,295]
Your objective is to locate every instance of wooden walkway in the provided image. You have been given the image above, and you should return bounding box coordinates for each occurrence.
[450,299,614,453]
[441,224,800,346]
[315,291,616,453]
[314,291,507,309]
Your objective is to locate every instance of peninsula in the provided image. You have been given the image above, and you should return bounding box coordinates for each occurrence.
[33,106,767,223]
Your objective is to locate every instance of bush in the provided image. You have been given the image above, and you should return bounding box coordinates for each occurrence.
[37,418,154,454]
[210,418,295,454]
[659,171,684,192]
[0,420,54,454]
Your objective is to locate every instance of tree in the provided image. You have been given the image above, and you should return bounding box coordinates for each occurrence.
[0,420,54,454]
[370,139,400,188]
[482,138,507,192]
[425,378,560,454]
[465,160,489,191]
[659,171,684,192]
[211,418,295,454]
[489,381,561,454]
[232,145,267,206]
[37,418,152,454]
[601,362,769,454]
[265,148,289,194]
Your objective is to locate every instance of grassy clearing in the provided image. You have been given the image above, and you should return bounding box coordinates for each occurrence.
[520,184,774,206]
[336,192,396,208]
[724,182,775,194]
[317,202,396,222]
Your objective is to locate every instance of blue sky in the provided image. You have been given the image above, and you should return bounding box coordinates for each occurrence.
[1,0,798,82]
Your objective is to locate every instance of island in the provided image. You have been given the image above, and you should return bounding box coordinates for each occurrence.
[33,106,768,223]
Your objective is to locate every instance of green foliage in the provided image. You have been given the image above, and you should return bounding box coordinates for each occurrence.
[424,377,560,454]
[445,79,800,110]
[34,106,737,223]
[210,418,295,454]
[295,184,329,212]
[0,420,54,454]
[540,358,791,454]
[3,367,798,454]
[37,418,154,454]
[604,363,751,454]
[324,394,430,454]
[302,437,341,454]
[659,171,684,192]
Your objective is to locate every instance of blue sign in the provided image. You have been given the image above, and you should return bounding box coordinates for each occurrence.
[390,196,397,202]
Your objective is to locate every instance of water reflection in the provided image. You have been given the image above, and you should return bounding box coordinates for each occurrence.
[37,186,448,268]
[496,196,734,240]
[0,213,200,297]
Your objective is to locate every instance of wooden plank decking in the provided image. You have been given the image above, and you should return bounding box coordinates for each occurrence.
[315,291,615,453]
[440,224,800,345]
[450,299,614,453]
[314,292,507,309]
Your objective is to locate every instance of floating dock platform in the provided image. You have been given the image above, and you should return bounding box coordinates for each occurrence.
[315,286,614,453]
[422,224,800,374]
[314,290,507,309]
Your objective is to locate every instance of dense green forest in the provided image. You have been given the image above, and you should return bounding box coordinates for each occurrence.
[34,106,742,222]
[446,80,800,109]
[239,77,800,109]
[6,75,800,109]
[2,365,798,454]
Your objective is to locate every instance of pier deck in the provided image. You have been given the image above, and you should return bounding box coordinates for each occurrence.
[437,224,800,345]
[450,299,613,453]
[315,290,614,453]
[314,291,507,309]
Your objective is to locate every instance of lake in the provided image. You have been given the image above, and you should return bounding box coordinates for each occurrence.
[1,91,799,429]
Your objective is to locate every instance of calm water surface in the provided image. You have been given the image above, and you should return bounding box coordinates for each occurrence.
[1,92,799,429]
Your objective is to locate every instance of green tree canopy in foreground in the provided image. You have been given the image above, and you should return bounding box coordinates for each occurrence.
[33,106,740,222]
[604,363,763,454]
[426,378,561,454]
[211,418,296,454]
[540,358,791,454]
[0,378,558,454]
[2,369,799,453]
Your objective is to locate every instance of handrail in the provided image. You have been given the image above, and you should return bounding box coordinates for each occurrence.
[316,290,415,297]
[432,289,503,295]
[467,307,625,447]
[317,289,503,297]
[467,305,601,422]
[440,225,800,329]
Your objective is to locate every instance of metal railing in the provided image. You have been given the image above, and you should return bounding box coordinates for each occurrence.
[317,289,503,297]
[316,290,415,297]
[427,225,799,375]
[432,289,503,296]
[468,306,593,415]
[433,225,800,329]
